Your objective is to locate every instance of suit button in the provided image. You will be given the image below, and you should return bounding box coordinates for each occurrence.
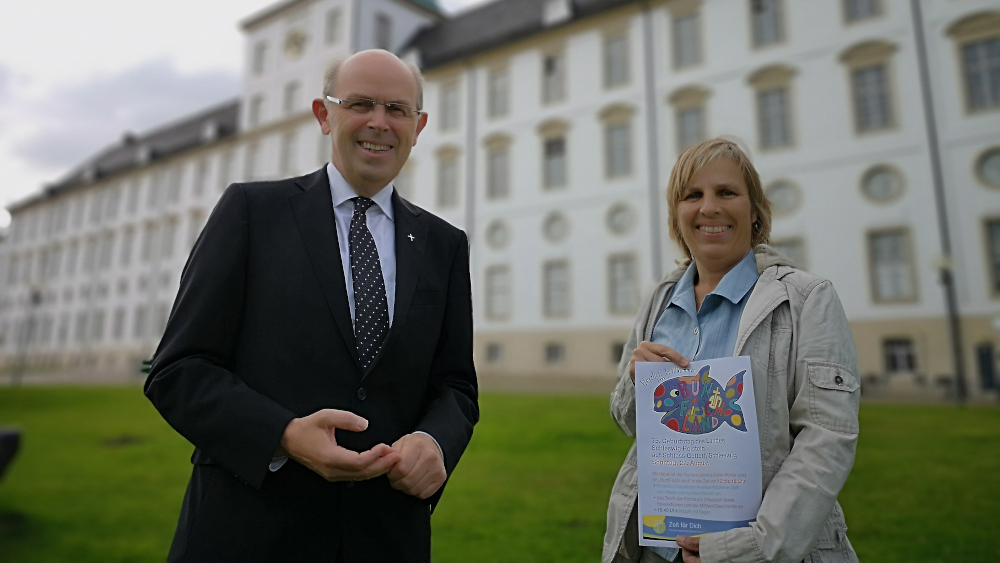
[834,375,844,385]
[356,387,367,400]
[345,481,354,488]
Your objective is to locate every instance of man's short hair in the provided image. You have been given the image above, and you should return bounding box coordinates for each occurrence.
[322,52,424,110]
[665,137,772,259]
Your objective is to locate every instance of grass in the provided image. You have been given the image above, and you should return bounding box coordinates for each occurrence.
[0,387,997,562]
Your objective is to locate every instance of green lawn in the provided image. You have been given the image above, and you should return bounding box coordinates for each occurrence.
[0,387,997,562]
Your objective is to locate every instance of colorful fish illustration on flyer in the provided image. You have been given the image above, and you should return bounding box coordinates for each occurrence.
[633,357,762,549]
[653,365,747,434]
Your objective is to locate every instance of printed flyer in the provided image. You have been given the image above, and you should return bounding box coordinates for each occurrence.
[634,357,762,548]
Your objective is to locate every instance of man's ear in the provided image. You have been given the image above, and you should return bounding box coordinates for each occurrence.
[312,99,331,135]
[412,111,428,146]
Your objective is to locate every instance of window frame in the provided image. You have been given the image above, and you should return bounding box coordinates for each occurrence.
[866,226,919,304]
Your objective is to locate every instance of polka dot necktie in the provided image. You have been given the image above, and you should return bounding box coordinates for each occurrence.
[348,197,389,370]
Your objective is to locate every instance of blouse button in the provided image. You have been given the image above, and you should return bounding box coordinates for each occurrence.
[693,327,699,335]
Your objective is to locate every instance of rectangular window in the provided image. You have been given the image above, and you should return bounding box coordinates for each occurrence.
[72,195,86,227]
[81,237,97,273]
[193,159,207,198]
[758,87,791,149]
[325,9,341,44]
[487,67,509,118]
[852,64,892,131]
[120,228,134,266]
[605,122,632,178]
[486,343,504,363]
[545,342,565,364]
[437,157,459,208]
[280,132,298,176]
[133,305,147,339]
[608,254,638,315]
[676,106,705,151]
[141,223,160,262]
[751,0,784,47]
[883,338,916,373]
[89,190,104,224]
[147,171,162,209]
[543,260,571,317]
[126,180,140,214]
[75,311,89,344]
[844,0,880,22]
[252,42,267,75]
[112,307,126,341]
[868,229,916,302]
[771,237,806,269]
[283,81,301,115]
[98,233,114,270]
[66,241,78,277]
[219,151,233,191]
[672,11,702,68]
[986,218,1000,294]
[249,95,264,127]
[610,341,628,365]
[542,52,565,103]
[963,37,1000,112]
[90,309,105,343]
[245,142,259,181]
[486,147,509,200]
[161,220,177,259]
[105,185,121,219]
[165,166,182,204]
[440,82,460,132]
[485,265,511,320]
[604,33,629,88]
[375,13,393,51]
[543,137,567,189]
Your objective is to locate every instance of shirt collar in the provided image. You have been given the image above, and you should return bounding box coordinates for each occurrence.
[669,249,759,312]
[326,162,395,221]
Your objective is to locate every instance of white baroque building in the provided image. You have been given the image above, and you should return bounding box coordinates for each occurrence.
[1,0,999,400]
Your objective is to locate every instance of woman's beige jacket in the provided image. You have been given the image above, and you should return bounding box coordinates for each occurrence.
[604,246,861,563]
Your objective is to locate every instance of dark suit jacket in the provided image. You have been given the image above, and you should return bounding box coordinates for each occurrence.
[145,167,479,562]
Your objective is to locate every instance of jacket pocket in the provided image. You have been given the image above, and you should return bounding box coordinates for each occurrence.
[806,362,859,434]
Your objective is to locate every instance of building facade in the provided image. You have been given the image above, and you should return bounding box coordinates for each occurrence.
[2,0,1000,398]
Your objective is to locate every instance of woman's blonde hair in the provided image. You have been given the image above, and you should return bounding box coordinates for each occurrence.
[666,138,771,259]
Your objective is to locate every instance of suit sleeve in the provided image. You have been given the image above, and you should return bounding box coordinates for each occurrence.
[412,232,479,478]
[144,184,297,489]
[700,280,860,563]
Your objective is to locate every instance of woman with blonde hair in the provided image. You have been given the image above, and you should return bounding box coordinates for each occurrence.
[603,138,860,563]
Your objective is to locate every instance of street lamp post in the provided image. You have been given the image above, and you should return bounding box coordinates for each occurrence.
[909,0,968,403]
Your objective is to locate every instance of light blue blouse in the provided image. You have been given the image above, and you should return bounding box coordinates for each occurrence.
[646,249,759,561]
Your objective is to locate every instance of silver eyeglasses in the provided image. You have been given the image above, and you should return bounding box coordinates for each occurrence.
[326,96,422,120]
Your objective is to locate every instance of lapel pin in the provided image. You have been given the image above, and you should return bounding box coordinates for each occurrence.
[408,234,415,241]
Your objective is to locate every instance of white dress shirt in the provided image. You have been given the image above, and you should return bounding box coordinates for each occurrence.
[328,163,397,326]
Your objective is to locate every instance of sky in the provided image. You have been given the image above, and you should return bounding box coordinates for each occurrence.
[0,0,491,228]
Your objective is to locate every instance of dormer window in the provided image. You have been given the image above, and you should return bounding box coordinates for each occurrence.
[543,0,572,27]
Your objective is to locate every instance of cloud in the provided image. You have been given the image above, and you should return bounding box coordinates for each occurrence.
[13,58,238,169]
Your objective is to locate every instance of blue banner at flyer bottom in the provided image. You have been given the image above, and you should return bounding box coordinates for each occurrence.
[641,516,755,541]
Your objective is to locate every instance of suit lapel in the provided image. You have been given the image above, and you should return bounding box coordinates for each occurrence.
[288,167,362,372]
[365,192,427,377]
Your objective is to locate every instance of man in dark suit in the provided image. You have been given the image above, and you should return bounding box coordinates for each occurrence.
[145,49,478,562]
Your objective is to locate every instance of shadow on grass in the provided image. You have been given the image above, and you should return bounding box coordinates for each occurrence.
[0,509,31,539]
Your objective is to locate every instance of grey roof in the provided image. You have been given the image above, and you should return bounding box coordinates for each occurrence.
[406,0,637,70]
[9,100,239,212]
[241,0,441,30]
